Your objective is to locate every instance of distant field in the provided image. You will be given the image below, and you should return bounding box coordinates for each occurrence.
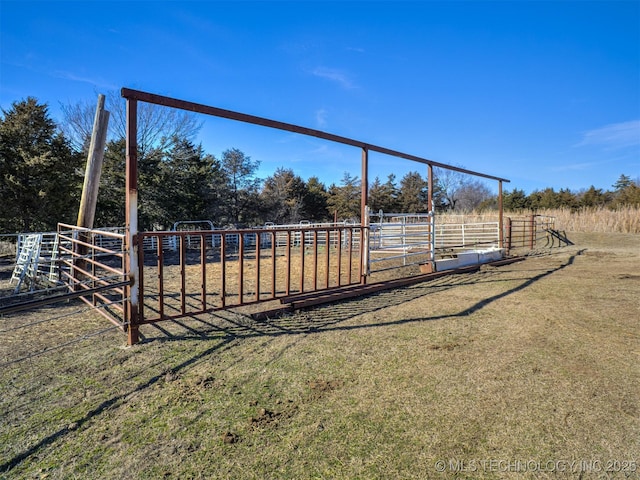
[436,206,640,234]
[515,207,640,234]
[1,231,638,479]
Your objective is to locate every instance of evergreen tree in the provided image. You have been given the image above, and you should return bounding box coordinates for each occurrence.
[398,171,428,213]
[326,172,361,221]
[94,138,126,227]
[157,138,221,227]
[503,188,529,211]
[612,182,640,207]
[219,148,261,226]
[613,174,633,192]
[304,176,329,222]
[260,167,307,224]
[369,173,400,213]
[579,186,610,208]
[0,97,83,232]
[368,177,385,214]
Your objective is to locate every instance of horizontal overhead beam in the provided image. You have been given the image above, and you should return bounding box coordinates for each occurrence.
[121,88,510,183]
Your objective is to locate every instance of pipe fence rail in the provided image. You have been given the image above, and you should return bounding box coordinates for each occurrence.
[135,224,365,325]
[57,223,129,330]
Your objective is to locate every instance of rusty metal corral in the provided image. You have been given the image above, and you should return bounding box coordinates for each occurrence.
[505,215,562,253]
[121,88,511,345]
[57,224,129,330]
[134,225,364,326]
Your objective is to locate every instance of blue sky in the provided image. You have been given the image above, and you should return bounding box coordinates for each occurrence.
[1,0,639,195]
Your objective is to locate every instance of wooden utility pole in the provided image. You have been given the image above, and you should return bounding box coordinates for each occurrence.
[77,94,110,228]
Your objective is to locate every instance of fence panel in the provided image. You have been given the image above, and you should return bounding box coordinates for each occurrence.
[57,223,128,329]
[136,224,364,324]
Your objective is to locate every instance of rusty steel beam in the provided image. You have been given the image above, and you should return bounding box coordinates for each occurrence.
[121,88,510,183]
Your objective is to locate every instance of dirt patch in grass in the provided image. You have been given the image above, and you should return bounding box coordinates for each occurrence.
[1,232,639,479]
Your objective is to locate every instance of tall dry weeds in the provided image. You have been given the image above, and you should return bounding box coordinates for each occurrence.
[437,207,640,234]
[535,206,640,234]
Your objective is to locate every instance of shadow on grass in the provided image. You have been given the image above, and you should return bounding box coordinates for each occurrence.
[0,250,583,474]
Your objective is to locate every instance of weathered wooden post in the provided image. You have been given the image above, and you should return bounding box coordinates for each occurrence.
[77,94,110,229]
[74,94,110,290]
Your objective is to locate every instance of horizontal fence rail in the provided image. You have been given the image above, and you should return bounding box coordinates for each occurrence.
[57,223,129,330]
[434,222,501,251]
[135,224,365,324]
[368,212,434,273]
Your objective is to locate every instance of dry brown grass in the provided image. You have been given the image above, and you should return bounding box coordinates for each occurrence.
[1,232,639,479]
[534,206,640,234]
[437,206,640,234]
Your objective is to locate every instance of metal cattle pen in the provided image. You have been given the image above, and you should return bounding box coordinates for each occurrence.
[57,224,129,330]
[120,88,510,345]
[134,224,363,326]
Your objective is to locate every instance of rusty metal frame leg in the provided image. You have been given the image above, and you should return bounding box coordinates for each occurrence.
[255,232,261,302]
[220,235,226,308]
[360,147,369,285]
[201,233,207,311]
[270,232,276,299]
[125,97,139,346]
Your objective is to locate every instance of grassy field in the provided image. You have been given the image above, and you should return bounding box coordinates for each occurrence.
[1,231,639,479]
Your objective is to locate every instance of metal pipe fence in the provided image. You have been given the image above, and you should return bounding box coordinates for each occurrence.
[505,215,556,252]
[57,223,128,330]
[135,224,365,325]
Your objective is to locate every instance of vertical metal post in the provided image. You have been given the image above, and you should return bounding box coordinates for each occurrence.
[180,235,186,314]
[360,147,369,285]
[220,236,226,308]
[270,232,276,299]
[427,164,435,264]
[498,180,504,249]
[137,234,145,322]
[157,236,164,319]
[347,228,353,284]
[201,233,207,310]
[125,97,139,345]
[312,230,318,291]
[238,234,244,304]
[299,229,305,293]
[285,231,291,296]
[427,164,434,213]
[336,229,342,286]
[529,214,535,250]
[325,230,331,288]
[255,232,261,302]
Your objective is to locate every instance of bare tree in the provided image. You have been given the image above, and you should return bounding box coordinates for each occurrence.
[60,90,202,155]
[455,180,494,211]
[434,166,466,211]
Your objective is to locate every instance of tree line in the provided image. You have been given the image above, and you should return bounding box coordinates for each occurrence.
[1,96,638,234]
